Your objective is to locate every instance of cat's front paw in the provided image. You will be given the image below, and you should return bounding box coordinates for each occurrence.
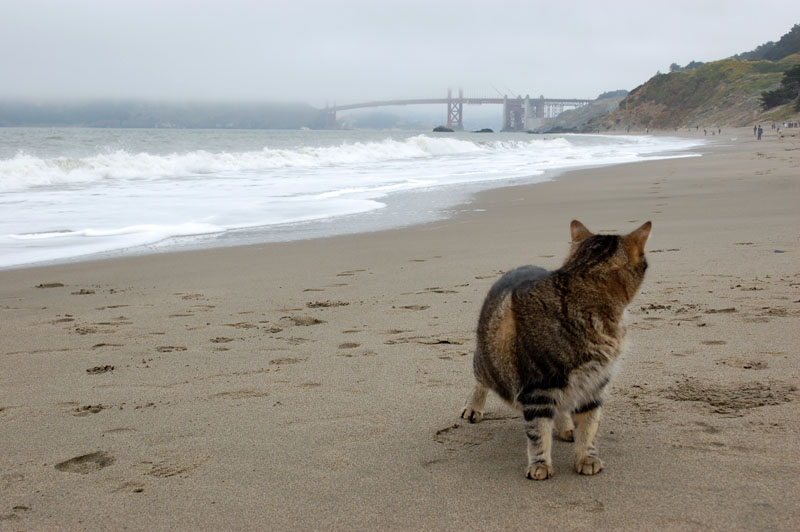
[525,463,553,480]
[460,407,483,423]
[575,456,604,475]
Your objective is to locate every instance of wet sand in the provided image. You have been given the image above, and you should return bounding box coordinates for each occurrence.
[1,127,798,530]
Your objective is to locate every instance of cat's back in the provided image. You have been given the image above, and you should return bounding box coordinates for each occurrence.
[485,265,550,304]
[477,266,550,347]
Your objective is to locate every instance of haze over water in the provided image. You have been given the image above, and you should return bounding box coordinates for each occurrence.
[0,128,704,269]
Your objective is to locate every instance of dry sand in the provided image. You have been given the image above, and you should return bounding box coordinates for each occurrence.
[1,127,798,531]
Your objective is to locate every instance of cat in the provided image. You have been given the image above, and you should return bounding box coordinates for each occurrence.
[461,220,651,480]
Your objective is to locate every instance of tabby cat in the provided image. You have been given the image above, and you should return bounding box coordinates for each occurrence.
[461,220,651,480]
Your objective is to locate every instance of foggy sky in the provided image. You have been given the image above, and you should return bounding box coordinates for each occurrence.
[1,0,798,107]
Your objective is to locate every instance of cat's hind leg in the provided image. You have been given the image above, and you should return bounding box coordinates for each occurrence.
[460,381,488,423]
[573,404,603,475]
[554,409,575,441]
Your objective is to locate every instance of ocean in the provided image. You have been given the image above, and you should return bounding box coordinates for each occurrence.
[0,128,704,269]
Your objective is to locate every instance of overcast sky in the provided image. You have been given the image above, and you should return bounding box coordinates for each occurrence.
[1,1,798,107]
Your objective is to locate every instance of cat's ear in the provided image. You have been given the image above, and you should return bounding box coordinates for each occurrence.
[570,220,593,243]
[628,221,652,254]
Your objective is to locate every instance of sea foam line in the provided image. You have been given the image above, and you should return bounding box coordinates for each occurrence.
[0,135,536,191]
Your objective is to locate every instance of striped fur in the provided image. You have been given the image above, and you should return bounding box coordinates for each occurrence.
[461,220,651,480]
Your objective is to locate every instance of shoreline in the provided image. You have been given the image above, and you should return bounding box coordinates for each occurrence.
[1,131,706,273]
[1,126,798,530]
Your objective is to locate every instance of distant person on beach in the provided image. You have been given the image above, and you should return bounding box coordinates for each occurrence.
[754,125,757,136]
[757,125,763,140]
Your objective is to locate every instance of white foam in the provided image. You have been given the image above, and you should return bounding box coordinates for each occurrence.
[0,132,704,268]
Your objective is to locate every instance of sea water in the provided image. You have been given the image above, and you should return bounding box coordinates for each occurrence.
[0,128,703,269]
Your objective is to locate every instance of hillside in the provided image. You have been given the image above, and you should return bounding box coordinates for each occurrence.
[591,54,800,130]
[583,24,800,130]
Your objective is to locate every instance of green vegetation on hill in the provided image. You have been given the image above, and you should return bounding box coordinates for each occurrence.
[737,23,800,61]
[589,24,800,129]
[761,64,800,110]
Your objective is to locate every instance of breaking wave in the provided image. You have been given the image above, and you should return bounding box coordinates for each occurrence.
[0,135,555,191]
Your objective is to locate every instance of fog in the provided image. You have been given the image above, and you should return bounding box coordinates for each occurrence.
[1,0,798,107]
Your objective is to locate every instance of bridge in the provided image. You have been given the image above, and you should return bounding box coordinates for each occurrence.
[323,89,593,131]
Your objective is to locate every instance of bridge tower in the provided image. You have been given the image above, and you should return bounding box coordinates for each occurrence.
[523,95,546,131]
[446,89,464,130]
[324,106,338,129]
[502,96,525,132]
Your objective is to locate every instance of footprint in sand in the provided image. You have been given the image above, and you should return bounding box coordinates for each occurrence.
[210,337,234,343]
[55,451,115,474]
[86,365,114,374]
[96,304,130,310]
[417,287,458,294]
[1,473,25,492]
[102,427,137,436]
[36,282,64,289]
[306,300,349,308]
[337,349,377,358]
[664,378,797,416]
[337,269,367,277]
[280,315,326,326]
[93,342,125,351]
[73,404,105,416]
[717,358,768,370]
[224,322,259,329]
[399,305,429,311]
[475,272,503,280]
[434,423,496,450]
[146,456,206,478]
[113,481,145,493]
[338,342,360,349]
[208,389,269,400]
[156,346,188,352]
[95,317,132,326]
[178,293,206,301]
[704,307,736,314]
[281,337,313,345]
[269,357,306,366]
[71,289,96,295]
[382,329,410,335]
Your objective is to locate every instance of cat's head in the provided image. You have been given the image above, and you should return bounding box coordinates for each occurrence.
[565,220,652,278]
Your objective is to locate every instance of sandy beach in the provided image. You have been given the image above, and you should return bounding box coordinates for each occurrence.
[1,127,798,531]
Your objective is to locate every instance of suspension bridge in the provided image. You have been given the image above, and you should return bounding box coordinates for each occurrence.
[323,89,592,131]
